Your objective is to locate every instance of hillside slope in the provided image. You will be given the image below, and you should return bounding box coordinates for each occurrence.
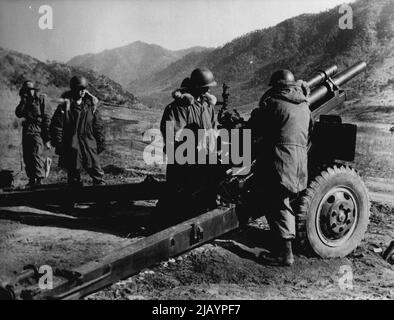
[0,47,138,107]
[68,41,210,87]
[133,0,394,110]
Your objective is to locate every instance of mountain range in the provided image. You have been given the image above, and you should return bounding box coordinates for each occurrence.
[65,0,394,111]
[68,41,210,88]
[0,47,138,108]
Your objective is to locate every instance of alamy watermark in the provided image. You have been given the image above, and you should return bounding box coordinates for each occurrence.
[339,4,353,30]
[143,123,252,175]
[31,4,53,30]
[38,265,53,290]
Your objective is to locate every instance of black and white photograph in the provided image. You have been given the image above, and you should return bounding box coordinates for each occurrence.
[0,0,393,304]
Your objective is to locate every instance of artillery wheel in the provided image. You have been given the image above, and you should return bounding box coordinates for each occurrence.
[296,165,370,258]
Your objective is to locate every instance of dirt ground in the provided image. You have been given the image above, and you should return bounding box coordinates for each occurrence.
[0,195,393,300]
[88,201,394,300]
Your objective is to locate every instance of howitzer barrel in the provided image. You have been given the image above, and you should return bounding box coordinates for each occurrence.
[306,65,338,89]
[309,61,367,108]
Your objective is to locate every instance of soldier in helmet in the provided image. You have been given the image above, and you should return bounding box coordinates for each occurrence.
[15,80,51,187]
[247,69,313,266]
[158,68,218,222]
[50,76,105,186]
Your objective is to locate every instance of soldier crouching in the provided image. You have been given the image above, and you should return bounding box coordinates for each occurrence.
[50,76,105,186]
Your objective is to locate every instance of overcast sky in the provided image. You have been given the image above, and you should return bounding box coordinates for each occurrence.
[0,0,357,62]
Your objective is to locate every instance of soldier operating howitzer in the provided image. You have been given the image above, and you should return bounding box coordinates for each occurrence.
[246,69,314,266]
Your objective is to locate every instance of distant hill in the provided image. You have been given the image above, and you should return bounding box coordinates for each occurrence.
[0,47,138,107]
[132,0,394,110]
[68,41,211,88]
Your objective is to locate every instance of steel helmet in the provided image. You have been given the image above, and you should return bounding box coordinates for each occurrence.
[269,69,295,86]
[190,68,217,88]
[70,76,88,90]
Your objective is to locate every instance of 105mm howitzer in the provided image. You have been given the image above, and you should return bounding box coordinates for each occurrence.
[218,61,369,258]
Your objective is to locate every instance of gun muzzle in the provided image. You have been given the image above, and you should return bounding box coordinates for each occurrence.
[309,61,367,108]
[306,65,338,89]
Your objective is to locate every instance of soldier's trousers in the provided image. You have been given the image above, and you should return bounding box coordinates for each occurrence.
[265,186,297,240]
[67,166,104,185]
[22,133,45,180]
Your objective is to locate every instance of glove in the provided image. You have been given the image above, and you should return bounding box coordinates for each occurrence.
[203,92,217,106]
[85,90,99,105]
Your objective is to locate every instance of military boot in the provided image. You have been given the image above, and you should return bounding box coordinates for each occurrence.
[282,239,295,266]
[260,239,295,266]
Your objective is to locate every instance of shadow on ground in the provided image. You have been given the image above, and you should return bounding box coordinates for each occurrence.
[0,202,154,238]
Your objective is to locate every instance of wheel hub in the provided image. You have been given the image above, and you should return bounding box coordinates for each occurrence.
[317,187,358,246]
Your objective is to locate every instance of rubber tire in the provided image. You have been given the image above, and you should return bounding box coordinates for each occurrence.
[296,165,370,258]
